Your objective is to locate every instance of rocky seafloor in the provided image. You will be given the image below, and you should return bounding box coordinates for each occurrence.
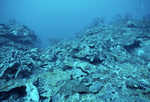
[0,18,150,102]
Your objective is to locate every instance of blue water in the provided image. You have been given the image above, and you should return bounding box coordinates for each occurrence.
[0,0,150,48]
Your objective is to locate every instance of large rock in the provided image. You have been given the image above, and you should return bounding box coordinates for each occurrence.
[0,24,37,47]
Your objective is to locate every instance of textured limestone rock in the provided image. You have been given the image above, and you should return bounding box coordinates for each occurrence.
[1,18,150,101]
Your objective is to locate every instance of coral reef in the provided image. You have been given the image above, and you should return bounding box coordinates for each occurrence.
[0,18,150,102]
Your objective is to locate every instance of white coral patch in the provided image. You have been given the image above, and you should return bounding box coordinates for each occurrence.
[137,49,145,56]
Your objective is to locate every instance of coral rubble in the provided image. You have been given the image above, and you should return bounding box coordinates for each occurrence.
[0,18,150,102]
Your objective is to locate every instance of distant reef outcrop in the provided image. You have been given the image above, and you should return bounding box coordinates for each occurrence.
[0,18,150,102]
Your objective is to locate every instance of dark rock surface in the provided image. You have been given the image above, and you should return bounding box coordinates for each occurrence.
[0,18,150,102]
[0,24,37,46]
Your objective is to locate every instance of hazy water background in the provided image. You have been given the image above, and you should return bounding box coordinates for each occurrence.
[0,0,150,48]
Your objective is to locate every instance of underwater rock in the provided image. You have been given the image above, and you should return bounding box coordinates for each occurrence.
[89,81,103,93]
[25,83,39,102]
[83,76,93,86]
[134,46,150,60]
[104,83,116,93]
[0,24,37,47]
[59,80,89,96]
[1,18,150,101]
[70,68,87,80]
